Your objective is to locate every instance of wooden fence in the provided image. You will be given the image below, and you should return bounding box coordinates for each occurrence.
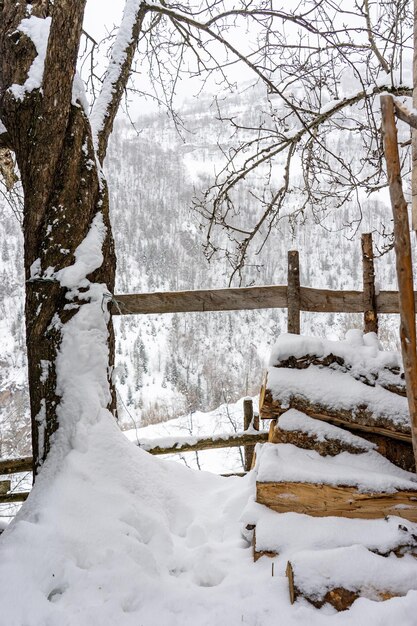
[0,401,264,502]
[0,232,408,502]
[111,233,398,336]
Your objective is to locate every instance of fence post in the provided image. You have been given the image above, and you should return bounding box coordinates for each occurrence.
[287,250,301,334]
[243,398,259,471]
[381,93,417,472]
[361,233,378,335]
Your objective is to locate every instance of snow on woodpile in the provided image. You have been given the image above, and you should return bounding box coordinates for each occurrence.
[255,443,417,493]
[278,409,377,450]
[262,331,410,433]
[250,508,417,557]
[269,330,401,374]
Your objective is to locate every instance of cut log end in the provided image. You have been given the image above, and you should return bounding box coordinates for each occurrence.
[256,481,417,523]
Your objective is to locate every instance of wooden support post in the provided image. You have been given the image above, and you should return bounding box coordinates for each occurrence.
[361,233,378,334]
[381,93,417,472]
[243,398,259,471]
[287,250,300,334]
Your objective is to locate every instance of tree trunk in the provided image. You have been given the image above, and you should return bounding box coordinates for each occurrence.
[23,106,117,472]
[0,1,116,474]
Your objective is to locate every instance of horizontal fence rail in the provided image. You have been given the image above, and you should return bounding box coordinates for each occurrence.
[0,428,267,502]
[111,287,408,316]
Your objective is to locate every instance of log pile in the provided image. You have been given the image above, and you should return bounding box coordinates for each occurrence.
[251,333,417,610]
[286,546,417,611]
[259,335,414,471]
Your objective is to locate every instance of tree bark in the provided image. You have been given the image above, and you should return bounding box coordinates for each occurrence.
[0,1,116,473]
[361,233,378,334]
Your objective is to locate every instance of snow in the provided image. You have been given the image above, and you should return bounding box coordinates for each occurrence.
[267,366,409,430]
[56,213,107,290]
[278,409,376,450]
[255,443,417,493]
[269,332,399,372]
[2,422,417,625]
[72,72,90,114]
[290,545,417,601]
[9,16,51,100]
[251,508,417,556]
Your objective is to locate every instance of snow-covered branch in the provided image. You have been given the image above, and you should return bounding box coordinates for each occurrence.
[91,1,148,164]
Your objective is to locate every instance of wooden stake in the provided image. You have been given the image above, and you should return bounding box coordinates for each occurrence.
[361,233,378,334]
[381,93,417,472]
[287,250,300,334]
[286,561,296,604]
[244,398,258,471]
[412,0,417,229]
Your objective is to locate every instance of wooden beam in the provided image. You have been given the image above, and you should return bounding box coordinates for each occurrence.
[0,457,32,476]
[381,93,417,472]
[269,354,406,396]
[0,432,268,479]
[0,480,11,495]
[287,250,301,333]
[259,388,411,442]
[140,431,268,456]
[111,286,288,315]
[112,287,413,316]
[256,481,417,522]
[0,492,29,503]
[393,98,417,130]
[362,233,378,334]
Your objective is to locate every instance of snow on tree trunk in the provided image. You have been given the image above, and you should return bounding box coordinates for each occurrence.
[0,1,117,473]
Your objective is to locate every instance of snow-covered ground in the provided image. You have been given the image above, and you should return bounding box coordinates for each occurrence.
[1,390,417,624]
[2,406,417,625]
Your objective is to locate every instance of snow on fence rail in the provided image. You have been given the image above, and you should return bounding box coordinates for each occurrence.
[0,419,267,502]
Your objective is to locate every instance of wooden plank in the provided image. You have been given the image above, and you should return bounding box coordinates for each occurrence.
[111,287,415,316]
[142,431,268,455]
[381,93,417,472]
[287,564,393,611]
[287,549,412,610]
[112,286,288,315]
[270,424,371,456]
[256,481,417,522]
[0,432,268,479]
[0,457,32,476]
[0,491,29,503]
[299,287,364,312]
[0,480,11,495]
[287,250,300,333]
[362,233,378,334]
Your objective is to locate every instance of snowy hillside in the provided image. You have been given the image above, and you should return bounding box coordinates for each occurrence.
[0,87,405,459]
